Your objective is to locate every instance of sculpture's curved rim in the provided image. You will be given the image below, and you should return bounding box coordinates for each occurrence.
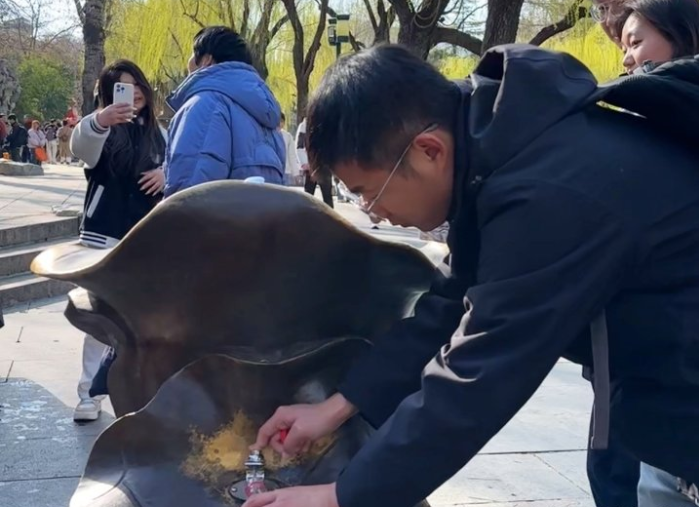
[31,181,441,280]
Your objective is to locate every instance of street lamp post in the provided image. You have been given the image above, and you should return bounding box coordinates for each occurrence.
[328,13,350,59]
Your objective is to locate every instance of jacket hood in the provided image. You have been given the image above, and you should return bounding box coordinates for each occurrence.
[167,62,281,129]
[595,55,699,151]
[466,44,599,176]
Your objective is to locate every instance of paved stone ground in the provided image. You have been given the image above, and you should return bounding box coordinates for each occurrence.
[0,166,596,507]
[0,164,84,227]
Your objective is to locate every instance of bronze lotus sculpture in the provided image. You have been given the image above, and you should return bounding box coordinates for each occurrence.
[32,182,439,507]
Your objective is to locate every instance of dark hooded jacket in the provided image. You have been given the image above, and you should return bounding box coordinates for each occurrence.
[336,45,699,507]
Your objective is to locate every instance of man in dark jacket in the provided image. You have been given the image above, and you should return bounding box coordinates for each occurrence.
[245,45,699,507]
[6,114,28,162]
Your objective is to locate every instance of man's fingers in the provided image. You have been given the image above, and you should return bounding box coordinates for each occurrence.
[252,410,287,450]
[242,491,277,507]
[282,425,307,455]
[269,433,285,455]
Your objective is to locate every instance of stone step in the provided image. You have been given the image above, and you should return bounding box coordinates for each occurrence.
[0,215,80,249]
[0,238,78,277]
[0,273,74,309]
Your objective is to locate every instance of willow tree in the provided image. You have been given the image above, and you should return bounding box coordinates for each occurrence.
[108,0,286,83]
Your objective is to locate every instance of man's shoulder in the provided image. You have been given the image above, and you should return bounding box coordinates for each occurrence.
[180,89,228,110]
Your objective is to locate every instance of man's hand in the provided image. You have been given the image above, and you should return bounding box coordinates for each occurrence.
[96,103,136,128]
[242,484,338,507]
[251,393,356,456]
[139,167,165,195]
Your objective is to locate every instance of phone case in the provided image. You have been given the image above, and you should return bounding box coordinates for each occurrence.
[114,83,135,107]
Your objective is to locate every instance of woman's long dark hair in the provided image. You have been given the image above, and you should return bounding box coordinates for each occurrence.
[613,0,699,57]
[97,60,165,178]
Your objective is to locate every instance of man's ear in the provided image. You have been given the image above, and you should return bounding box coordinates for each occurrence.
[200,55,214,68]
[414,132,446,163]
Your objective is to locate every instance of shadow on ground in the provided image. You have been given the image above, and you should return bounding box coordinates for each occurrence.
[0,378,114,507]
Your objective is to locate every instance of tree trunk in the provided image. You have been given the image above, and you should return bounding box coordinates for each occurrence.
[395,21,435,59]
[296,79,309,125]
[390,0,451,59]
[80,0,107,116]
[481,0,525,52]
[281,0,328,122]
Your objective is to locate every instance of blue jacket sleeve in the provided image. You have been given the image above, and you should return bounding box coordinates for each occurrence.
[336,180,639,507]
[164,94,232,197]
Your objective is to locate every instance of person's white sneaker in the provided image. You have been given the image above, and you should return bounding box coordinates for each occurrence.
[73,399,101,422]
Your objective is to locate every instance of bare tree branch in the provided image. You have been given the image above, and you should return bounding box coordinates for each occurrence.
[40,23,82,47]
[433,25,483,55]
[170,28,184,59]
[348,31,365,51]
[241,0,250,36]
[269,14,289,39]
[362,0,379,32]
[387,0,412,22]
[528,0,588,46]
[73,0,85,24]
[180,0,205,29]
[303,0,328,77]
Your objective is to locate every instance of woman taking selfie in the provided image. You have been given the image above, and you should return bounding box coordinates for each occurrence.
[70,59,167,423]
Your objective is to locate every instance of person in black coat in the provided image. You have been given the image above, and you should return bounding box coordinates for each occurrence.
[6,114,28,162]
[243,44,699,507]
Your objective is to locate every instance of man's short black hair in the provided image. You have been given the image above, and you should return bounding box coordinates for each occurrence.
[193,26,253,66]
[7,114,16,121]
[306,44,460,177]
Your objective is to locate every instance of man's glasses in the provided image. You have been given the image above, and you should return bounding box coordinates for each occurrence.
[337,123,439,221]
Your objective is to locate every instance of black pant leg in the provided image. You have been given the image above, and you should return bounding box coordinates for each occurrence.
[304,173,317,195]
[319,178,334,208]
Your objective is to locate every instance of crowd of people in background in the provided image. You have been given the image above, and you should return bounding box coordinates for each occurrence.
[0,114,77,165]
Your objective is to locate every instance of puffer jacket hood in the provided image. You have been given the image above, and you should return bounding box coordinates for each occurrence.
[167,61,281,130]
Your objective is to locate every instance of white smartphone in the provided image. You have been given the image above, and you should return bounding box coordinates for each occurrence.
[113,82,135,107]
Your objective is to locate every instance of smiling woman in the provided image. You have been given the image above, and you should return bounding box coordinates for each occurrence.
[613,0,699,74]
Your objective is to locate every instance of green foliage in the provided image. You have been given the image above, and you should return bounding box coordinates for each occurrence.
[435,54,479,79]
[16,55,73,120]
[544,23,623,82]
[105,0,625,126]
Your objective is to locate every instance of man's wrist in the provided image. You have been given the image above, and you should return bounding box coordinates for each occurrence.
[325,393,357,427]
